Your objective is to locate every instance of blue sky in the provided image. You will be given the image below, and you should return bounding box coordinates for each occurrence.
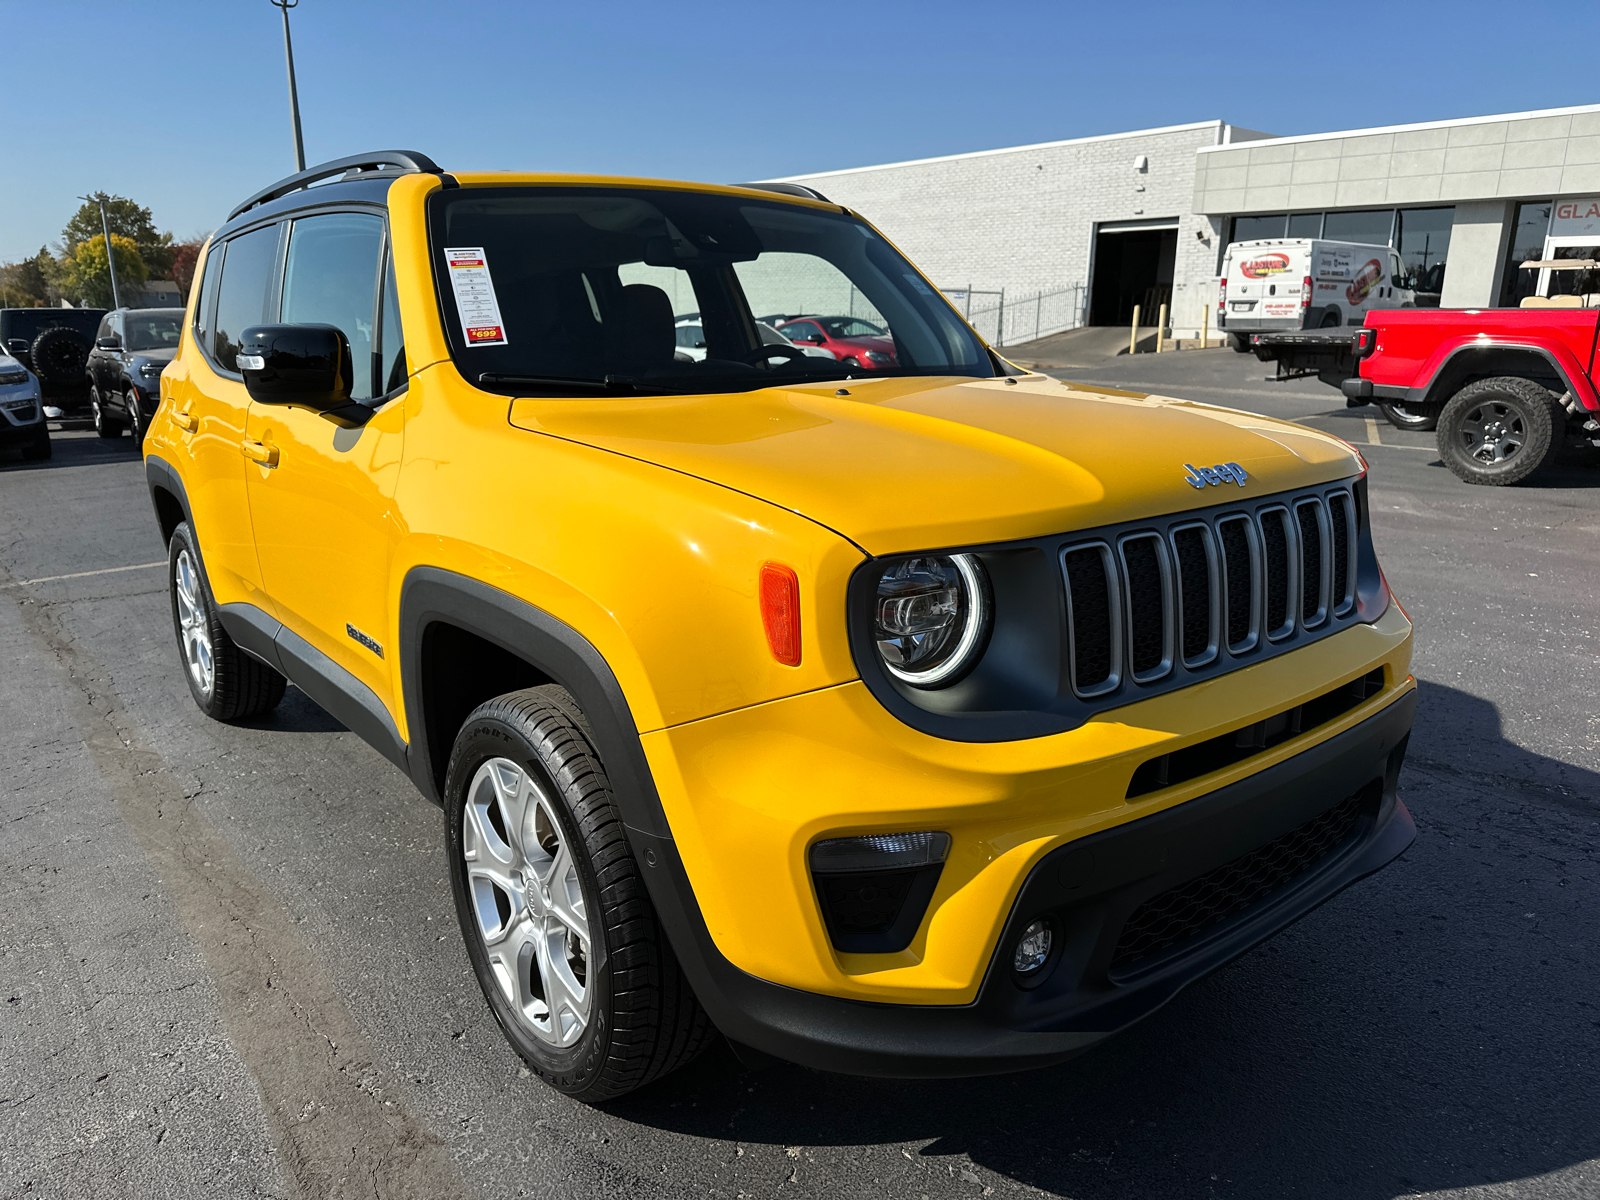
[3,0,1595,262]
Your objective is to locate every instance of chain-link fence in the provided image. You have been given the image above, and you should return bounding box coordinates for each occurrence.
[969,285,1088,346]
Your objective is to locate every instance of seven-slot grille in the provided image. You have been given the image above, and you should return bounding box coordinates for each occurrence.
[1062,486,1358,701]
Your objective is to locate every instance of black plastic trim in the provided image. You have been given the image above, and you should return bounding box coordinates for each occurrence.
[733,181,833,203]
[227,150,441,221]
[395,567,671,840]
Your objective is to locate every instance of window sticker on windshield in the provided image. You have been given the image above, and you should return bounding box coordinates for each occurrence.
[444,248,508,346]
[902,273,934,296]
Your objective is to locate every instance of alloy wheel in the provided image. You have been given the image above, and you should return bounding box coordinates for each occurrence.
[462,757,592,1048]
[1459,401,1526,464]
[173,549,214,697]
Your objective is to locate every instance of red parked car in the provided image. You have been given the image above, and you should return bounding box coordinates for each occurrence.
[776,316,898,370]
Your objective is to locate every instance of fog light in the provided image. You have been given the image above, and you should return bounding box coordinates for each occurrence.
[1013,919,1052,974]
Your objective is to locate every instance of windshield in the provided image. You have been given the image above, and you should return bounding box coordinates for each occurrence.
[428,186,992,394]
[124,310,184,351]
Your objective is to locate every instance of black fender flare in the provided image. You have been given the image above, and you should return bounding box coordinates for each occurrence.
[1412,342,1581,408]
[397,566,672,842]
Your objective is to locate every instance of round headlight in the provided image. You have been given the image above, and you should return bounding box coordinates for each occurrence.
[873,553,990,687]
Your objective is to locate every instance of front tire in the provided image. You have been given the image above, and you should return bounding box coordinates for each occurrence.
[1437,377,1562,486]
[168,522,287,719]
[445,687,712,1102]
[1378,399,1438,431]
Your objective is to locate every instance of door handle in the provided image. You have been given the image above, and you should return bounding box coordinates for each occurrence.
[240,439,279,468]
[174,409,198,432]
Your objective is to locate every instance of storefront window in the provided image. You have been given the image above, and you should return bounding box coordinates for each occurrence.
[1322,209,1394,247]
[1231,214,1287,242]
[1498,201,1552,307]
[1287,212,1323,237]
[1396,207,1453,307]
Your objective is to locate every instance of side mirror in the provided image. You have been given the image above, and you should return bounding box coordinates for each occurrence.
[96,335,121,350]
[237,324,369,426]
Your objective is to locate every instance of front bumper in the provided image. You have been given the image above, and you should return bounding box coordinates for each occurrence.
[640,686,1415,1077]
[0,397,45,444]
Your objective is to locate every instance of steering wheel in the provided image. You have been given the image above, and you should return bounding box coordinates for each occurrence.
[744,344,813,368]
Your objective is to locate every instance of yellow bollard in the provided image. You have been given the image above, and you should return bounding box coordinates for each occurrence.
[1156,303,1168,353]
[1201,300,1210,350]
[1129,304,1141,356]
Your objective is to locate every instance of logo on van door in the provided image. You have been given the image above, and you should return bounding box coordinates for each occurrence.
[1240,254,1291,279]
[1345,259,1384,306]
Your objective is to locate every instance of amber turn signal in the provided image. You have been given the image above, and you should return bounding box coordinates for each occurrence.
[759,562,801,666]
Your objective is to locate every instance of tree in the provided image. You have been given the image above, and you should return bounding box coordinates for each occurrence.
[0,249,56,307]
[63,193,174,278]
[59,234,148,309]
[169,238,207,302]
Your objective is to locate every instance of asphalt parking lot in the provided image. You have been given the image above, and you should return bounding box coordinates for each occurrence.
[2,352,1596,1200]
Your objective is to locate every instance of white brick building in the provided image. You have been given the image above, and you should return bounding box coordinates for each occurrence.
[773,103,1600,345]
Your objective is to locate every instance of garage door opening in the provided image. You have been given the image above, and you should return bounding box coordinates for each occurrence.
[1090,223,1178,326]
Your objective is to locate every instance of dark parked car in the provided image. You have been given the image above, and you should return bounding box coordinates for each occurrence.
[0,308,106,406]
[86,307,183,445]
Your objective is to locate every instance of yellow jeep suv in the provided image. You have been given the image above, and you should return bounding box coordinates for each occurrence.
[145,151,1417,1101]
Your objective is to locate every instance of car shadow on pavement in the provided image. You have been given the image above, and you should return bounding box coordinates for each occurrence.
[0,429,141,472]
[237,685,349,735]
[610,678,1600,1198]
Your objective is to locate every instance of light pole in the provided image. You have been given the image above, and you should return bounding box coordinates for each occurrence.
[270,0,306,172]
[79,194,121,310]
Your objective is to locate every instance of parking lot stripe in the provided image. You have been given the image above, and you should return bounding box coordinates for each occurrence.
[0,560,166,588]
[1365,417,1383,445]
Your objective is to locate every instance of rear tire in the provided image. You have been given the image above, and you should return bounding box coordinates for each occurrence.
[1229,333,1253,353]
[445,686,713,1103]
[1377,399,1438,432]
[168,521,287,720]
[1437,377,1562,486]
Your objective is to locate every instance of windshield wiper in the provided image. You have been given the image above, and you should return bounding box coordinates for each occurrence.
[477,373,677,394]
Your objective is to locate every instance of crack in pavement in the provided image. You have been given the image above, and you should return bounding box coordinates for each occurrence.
[4,573,472,1200]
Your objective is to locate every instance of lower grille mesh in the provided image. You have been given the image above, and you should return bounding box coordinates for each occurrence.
[1109,783,1374,970]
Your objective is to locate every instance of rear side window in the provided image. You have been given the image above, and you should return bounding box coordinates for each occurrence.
[280,213,384,401]
[194,242,223,348]
[212,225,280,373]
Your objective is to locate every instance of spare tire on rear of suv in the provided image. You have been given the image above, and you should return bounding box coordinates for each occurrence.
[30,326,91,389]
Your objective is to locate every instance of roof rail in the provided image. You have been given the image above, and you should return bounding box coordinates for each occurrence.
[226,150,443,222]
[734,181,831,203]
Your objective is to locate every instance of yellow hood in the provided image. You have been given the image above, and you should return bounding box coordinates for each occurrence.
[507,374,1362,555]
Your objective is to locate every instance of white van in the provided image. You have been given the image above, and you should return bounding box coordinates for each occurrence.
[1218,238,1413,346]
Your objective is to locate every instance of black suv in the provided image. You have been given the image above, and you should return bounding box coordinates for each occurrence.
[0,308,106,408]
[85,307,183,445]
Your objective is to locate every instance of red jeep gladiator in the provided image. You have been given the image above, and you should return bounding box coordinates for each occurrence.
[1254,308,1600,485]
